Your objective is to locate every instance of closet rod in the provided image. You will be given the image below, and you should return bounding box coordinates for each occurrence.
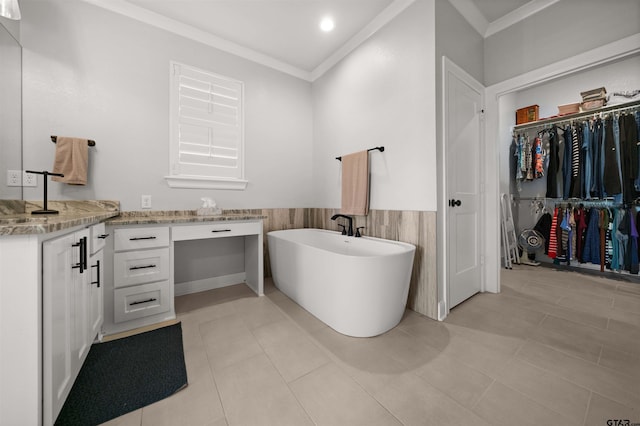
[513,99,640,132]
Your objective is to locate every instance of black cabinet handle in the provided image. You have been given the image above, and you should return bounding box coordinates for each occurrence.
[211,229,232,233]
[82,236,88,271]
[129,236,157,241]
[71,237,87,273]
[129,264,157,270]
[97,233,109,239]
[91,260,101,288]
[449,199,462,207]
[129,298,157,306]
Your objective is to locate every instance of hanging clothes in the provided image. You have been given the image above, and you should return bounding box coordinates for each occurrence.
[575,206,588,262]
[534,212,552,255]
[629,210,639,274]
[620,113,639,204]
[582,208,601,265]
[582,121,593,199]
[548,207,559,259]
[603,117,622,196]
[534,136,545,178]
[617,209,630,271]
[545,129,560,198]
[563,125,573,200]
[591,119,604,199]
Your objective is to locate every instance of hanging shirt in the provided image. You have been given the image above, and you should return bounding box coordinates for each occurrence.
[534,136,545,178]
[582,121,592,199]
[582,208,601,265]
[534,212,552,255]
[546,130,559,198]
[603,117,622,195]
[575,207,588,262]
[548,207,559,259]
[630,210,639,274]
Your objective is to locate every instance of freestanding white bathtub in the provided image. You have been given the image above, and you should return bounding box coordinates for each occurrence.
[267,228,416,337]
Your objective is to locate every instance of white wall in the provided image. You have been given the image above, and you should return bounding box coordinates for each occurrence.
[435,0,484,86]
[20,0,314,211]
[484,0,640,86]
[311,0,437,212]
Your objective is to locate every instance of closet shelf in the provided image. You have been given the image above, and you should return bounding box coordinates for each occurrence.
[513,99,640,132]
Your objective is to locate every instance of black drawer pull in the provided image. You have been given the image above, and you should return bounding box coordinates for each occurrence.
[129,264,156,270]
[97,233,110,239]
[91,260,101,287]
[129,236,157,241]
[129,298,157,306]
[211,229,232,233]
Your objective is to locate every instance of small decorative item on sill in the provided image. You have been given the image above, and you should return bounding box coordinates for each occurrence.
[196,197,222,216]
[516,105,539,124]
[558,102,580,115]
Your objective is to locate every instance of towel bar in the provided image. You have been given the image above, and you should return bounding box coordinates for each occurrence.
[336,146,384,161]
[51,135,96,146]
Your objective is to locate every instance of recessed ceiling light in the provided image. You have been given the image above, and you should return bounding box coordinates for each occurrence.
[320,16,335,32]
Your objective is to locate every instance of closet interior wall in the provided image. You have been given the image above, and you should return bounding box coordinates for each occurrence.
[504,54,640,276]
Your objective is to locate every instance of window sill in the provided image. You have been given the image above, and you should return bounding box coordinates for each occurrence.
[164,175,248,190]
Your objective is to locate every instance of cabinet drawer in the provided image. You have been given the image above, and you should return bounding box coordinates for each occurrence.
[89,222,108,255]
[114,227,169,251]
[172,221,262,241]
[114,280,170,323]
[114,248,169,288]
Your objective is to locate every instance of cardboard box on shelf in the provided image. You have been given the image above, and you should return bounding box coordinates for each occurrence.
[558,103,580,115]
[516,105,539,124]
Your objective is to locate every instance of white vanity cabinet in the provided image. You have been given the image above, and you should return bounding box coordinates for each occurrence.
[103,226,173,335]
[102,217,264,336]
[89,222,107,341]
[42,223,106,426]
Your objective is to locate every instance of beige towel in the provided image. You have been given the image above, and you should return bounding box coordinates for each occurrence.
[52,137,88,185]
[341,150,369,216]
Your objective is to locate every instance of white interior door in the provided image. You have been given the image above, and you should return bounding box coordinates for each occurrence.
[445,59,484,309]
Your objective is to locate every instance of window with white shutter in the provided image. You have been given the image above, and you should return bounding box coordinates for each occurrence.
[165,61,248,190]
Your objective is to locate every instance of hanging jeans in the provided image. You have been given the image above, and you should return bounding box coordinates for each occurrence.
[582,208,601,264]
[563,126,573,199]
[582,122,592,199]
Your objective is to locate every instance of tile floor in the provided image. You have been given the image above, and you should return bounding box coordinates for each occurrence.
[103,266,640,426]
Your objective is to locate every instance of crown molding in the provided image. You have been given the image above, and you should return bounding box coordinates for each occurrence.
[449,0,560,38]
[485,0,560,38]
[447,0,488,37]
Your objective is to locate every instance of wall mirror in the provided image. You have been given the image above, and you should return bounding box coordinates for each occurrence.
[0,21,22,200]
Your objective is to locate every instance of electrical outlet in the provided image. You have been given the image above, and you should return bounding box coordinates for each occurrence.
[23,171,37,187]
[141,195,152,209]
[6,170,21,186]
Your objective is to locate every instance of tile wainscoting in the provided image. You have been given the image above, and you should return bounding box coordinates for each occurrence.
[258,208,437,320]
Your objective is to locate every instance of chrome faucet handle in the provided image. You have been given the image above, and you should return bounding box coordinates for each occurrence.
[337,224,347,235]
[355,226,365,237]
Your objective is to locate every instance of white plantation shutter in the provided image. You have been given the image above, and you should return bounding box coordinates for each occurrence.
[167,62,247,189]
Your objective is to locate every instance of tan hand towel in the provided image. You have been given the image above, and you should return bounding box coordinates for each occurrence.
[341,150,369,216]
[52,137,88,185]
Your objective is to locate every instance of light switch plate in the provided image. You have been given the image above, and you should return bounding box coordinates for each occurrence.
[141,195,152,209]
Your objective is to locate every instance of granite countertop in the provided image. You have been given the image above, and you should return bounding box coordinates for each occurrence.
[105,210,267,226]
[0,201,266,236]
[0,200,120,236]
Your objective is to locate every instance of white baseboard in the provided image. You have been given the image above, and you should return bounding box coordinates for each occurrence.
[174,273,247,297]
